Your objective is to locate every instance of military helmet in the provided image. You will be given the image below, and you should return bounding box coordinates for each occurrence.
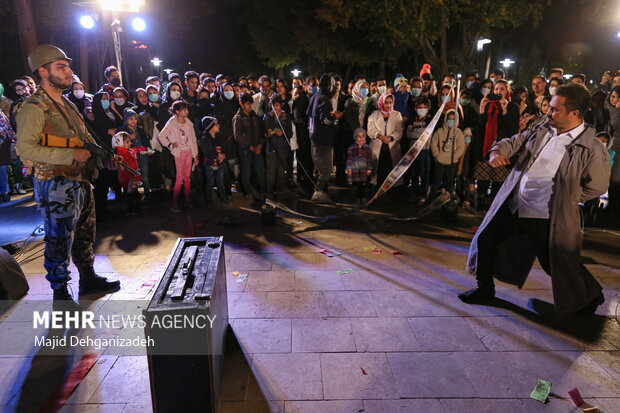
[28,44,72,73]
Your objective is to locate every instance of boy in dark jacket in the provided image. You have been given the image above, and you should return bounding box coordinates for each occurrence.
[199,116,228,204]
[232,92,266,197]
[263,94,293,197]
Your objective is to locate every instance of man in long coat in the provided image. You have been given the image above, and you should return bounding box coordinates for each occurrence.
[459,84,609,318]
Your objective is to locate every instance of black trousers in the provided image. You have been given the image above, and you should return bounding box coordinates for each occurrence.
[476,204,550,287]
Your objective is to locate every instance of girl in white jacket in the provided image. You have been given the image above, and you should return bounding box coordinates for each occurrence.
[158,100,199,212]
[367,93,403,186]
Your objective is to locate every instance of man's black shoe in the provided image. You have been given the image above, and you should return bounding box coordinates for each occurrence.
[458,287,495,303]
[52,285,83,313]
[79,267,121,296]
[574,293,605,317]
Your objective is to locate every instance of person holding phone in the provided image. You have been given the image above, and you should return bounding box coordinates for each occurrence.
[479,79,520,157]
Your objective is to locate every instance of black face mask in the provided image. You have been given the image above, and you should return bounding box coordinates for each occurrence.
[199,98,210,107]
[110,78,121,87]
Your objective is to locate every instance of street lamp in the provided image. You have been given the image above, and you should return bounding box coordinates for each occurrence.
[151,57,162,67]
[291,69,301,77]
[164,68,173,75]
[477,38,491,52]
[616,30,620,39]
[80,15,95,29]
[500,58,515,68]
[132,17,146,32]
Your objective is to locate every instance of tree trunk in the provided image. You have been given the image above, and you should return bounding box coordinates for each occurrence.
[439,4,448,75]
[378,49,386,80]
[12,0,38,71]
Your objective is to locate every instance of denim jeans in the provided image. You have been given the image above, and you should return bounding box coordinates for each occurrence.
[411,148,431,196]
[0,165,8,194]
[205,166,227,201]
[238,145,266,195]
[35,177,96,289]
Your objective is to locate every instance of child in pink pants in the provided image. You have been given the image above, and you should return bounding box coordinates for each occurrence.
[158,100,199,212]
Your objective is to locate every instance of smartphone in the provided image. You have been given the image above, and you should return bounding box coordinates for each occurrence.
[487,94,502,101]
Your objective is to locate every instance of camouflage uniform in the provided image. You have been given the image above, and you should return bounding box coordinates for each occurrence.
[16,87,97,289]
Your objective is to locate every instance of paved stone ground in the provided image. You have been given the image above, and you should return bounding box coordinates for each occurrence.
[0,190,619,413]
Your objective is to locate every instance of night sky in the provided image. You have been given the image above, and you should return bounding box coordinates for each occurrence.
[1,0,619,91]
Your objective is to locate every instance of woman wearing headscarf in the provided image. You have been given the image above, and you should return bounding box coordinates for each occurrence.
[66,80,94,122]
[338,79,374,186]
[90,91,123,219]
[367,92,403,188]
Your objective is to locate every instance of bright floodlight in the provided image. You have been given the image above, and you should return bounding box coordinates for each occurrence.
[151,57,162,67]
[477,38,491,52]
[132,17,146,31]
[500,58,515,68]
[617,30,620,39]
[164,68,173,75]
[80,15,95,29]
[291,69,301,77]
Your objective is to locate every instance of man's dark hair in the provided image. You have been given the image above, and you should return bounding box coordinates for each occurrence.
[239,92,253,105]
[409,76,422,85]
[305,75,318,84]
[572,73,586,83]
[199,73,209,84]
[168,72,180,82]
[9,79,28,91]
[145,75,160,85]
[421,73,433,81]
[269,94,284,107]
[550,67,564,76]
[238,76,247,83]
[332,74,343,83]
[465,72,478,79]
[202,77,216,89]
[532,74,546,82]
[549,76,564,85]
[170,99,191,115]
[258,75,272,86]
[104,65,118,79]
[556,83,591,118]
[20,75,34,84]
[443,72,456,80]
[491,68,505,78]
[184,71,199,82]
[246,74,257,82]
[415,96,431,107]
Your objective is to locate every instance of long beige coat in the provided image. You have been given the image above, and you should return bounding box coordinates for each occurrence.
[367,110,403,184]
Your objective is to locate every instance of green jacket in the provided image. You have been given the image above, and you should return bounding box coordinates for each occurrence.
[16,86,95,182]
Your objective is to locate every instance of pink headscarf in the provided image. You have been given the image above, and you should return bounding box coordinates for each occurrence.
[377,92,393,117]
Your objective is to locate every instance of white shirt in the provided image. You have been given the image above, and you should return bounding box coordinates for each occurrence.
[509,122,585,219]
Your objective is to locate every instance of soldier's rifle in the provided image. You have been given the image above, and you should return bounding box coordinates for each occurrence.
[40,132,140,176]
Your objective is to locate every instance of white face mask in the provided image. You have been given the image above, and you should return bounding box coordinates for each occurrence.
[170,90,181,100]
[377,85,387,94]
[114,98,126,106]
[73,90,85,99]
[549,86,558,96]
[481,87,491,97]
[416,108,429,118]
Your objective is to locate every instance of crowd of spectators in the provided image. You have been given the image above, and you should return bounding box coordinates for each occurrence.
[1,64,619,221]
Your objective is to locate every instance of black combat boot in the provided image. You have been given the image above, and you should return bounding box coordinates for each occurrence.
[78,266,121,296]
[53,284,83,312]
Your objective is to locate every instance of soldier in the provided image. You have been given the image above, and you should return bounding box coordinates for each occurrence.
[16,45,120,310]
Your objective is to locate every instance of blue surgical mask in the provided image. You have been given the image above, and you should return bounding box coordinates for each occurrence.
[464,135,472,144]
[442,94,451,103]
[411,88,422,97]
[148,93,159,102]
[311,86,319,95]
[459,98,470,106]
[466,80,474,89]
[446,119,455,128]
[224,90,234,100]
[101,99,110,110]
[359,87,369,97]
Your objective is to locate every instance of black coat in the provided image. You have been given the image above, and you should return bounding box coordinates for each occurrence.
[89,92,122,148]
[307,92,338,147]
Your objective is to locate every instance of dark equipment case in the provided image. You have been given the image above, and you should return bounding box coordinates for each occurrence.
[143,236,228,413]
